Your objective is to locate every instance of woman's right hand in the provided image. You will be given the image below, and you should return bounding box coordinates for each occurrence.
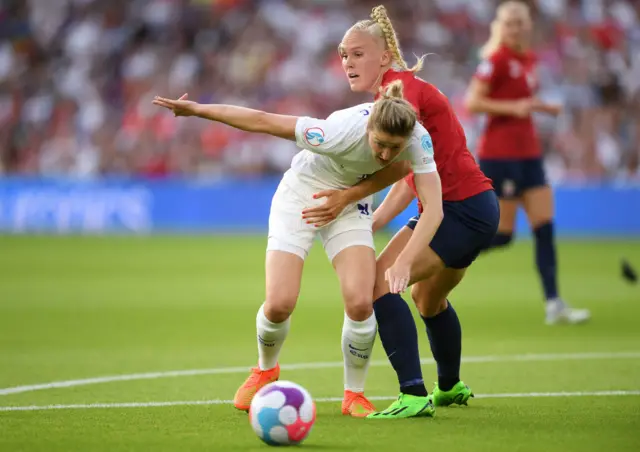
[513,98,535,118]
[301,189,351,227]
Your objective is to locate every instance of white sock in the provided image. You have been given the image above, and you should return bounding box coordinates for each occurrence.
[256,303,290,370]
[342,312,377,393]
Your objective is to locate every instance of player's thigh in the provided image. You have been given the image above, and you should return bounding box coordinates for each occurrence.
[497,198,518,233]
[375,218,448,295]
[479,159,521,233]
[373,225,414,300]
[520,159,553,227]
[330,239,376,321]
[321,207,376,319]
[411,267,467,318]
[265,181,315,320]
[267,182,316,258]
[407,241,446,286]
[427,190,500,274]
[265,250,305,321]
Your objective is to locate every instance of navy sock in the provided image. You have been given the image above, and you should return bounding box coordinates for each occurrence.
[481,232,513,253]
[373,293,427,397]
[422,301,461,392]
[534,222,558,300]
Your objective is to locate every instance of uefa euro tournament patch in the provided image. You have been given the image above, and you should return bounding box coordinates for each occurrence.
[304,127,325,146]
[421,134,433,151]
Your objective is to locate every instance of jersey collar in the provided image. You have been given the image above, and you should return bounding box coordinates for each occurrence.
[500,44,533,62]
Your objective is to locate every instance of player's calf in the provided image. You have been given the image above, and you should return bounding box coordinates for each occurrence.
[341,311,376,408]
[234,303,290,411]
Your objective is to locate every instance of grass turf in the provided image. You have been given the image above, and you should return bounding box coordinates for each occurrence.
[0,235,639,451]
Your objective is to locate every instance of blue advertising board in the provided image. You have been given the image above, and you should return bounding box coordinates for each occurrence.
[0,178,638,236]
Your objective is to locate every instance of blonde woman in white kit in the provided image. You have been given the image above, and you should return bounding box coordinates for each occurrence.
[153,80,442,417]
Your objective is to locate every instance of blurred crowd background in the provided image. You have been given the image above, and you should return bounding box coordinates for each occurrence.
[1,0,639,182]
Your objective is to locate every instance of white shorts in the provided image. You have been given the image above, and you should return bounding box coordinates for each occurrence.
[267,172,375,262]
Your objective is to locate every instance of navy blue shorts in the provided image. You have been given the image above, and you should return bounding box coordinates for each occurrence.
[478,158,547,198]
[406,189,499,269]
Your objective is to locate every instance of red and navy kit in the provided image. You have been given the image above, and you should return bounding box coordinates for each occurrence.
[377,69,493,203]
[377,69,498,269]
[474,45,541,160]
[473,45,547,198]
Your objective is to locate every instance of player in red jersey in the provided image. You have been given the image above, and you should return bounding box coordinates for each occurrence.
[465,0,590,325]
[302,5,498,418]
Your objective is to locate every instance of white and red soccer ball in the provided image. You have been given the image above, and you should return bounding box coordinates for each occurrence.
[249,381,316,446]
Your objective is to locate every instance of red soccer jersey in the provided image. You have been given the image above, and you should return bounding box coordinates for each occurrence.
[473,45,541,159]
[376,69,493,203]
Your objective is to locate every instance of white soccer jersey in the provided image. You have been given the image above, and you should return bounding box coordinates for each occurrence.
[290,103,436,190]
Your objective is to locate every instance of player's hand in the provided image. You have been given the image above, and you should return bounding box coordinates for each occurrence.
[513,98,534,118]
[385,260,412,294]
[532,99,563,116]
[301,190,350,227]
[152,94,197,117]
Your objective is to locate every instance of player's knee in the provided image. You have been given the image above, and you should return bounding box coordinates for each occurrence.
[426,297,449,317]
[263,297,296,323]
[343,293,373,321]
[411,285,447,318]
[410,285,427,315]
[415,296,447,318]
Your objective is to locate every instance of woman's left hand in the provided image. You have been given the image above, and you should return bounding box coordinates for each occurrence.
[385,260,412,294]
[532,98,563,116]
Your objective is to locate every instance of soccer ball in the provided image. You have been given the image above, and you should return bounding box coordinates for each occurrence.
[249,381,316,446]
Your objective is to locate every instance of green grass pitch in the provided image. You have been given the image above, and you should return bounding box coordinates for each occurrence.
[0,235,639,451]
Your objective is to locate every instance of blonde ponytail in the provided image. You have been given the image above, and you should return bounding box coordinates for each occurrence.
[479,19,502,59]
[370,80,416,138]
[380,79,404,99]
[370,5,425,74]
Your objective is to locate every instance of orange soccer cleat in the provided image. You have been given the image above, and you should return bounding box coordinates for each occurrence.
[341,390,376,418]
[233,364,280,411]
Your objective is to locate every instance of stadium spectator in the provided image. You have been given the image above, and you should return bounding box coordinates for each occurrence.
[0,0,638,181]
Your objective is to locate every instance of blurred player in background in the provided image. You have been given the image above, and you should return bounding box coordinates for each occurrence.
[464,0,590,325]
[303,5,497,418]
[152,83,442,417]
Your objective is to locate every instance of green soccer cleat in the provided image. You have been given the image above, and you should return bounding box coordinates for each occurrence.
[366,394,435,419]
[430,381,474,407]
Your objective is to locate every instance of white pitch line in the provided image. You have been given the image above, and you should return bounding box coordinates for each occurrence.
[2,351,639,397]
[1,390,639,412]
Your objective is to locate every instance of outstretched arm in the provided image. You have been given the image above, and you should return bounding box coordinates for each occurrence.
[153,94,298,140]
